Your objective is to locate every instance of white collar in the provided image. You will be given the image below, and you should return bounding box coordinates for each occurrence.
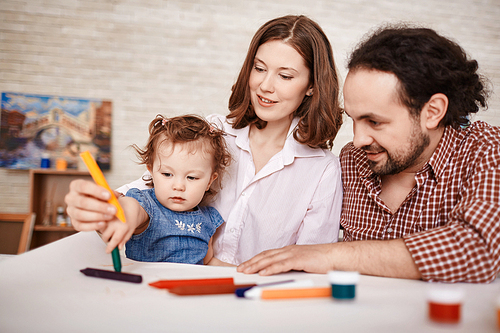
[224,117,326,165]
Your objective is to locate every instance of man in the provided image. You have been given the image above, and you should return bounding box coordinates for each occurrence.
[237,25,500,283]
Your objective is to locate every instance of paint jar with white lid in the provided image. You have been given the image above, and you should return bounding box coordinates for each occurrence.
[328,270,360,300]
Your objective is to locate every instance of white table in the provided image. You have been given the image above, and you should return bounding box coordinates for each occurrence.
[0,231,498,333]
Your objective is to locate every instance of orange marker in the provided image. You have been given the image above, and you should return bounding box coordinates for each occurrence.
[261,287,331,300]
[79,151,125,272]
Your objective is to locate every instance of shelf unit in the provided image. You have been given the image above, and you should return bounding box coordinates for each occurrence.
[29,169,92,250]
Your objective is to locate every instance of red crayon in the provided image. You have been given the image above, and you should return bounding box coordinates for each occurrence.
[149,277,234,289]
[168,283,256,296]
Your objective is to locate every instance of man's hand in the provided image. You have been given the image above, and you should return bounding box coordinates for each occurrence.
[237,244,335,276]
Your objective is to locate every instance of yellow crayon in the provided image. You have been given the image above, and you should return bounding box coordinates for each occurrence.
[79,151,126,223]
[79,151,124,272]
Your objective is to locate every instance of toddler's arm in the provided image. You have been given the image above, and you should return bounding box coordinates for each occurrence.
[100,196,150,253]
[205,238,235,266]
[203,237,214,265]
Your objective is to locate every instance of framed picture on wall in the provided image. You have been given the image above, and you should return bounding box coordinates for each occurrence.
[0,92,112,170]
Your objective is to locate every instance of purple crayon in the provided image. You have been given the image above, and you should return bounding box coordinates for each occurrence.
[80,268,142,283]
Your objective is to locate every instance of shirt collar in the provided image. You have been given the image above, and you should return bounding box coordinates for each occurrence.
[224,117,325,165]
[283,118,326,164]
[352,146,373,179]
[427,125,463,181]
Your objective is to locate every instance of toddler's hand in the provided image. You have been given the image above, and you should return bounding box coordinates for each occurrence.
[100,217,136,253]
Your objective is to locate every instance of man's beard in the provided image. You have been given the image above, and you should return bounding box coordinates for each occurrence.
[364,125,430,176]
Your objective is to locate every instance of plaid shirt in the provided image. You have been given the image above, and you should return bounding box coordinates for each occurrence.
[340,121,500,283]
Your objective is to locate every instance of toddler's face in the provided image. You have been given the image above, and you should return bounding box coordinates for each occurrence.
[149,140,217,211]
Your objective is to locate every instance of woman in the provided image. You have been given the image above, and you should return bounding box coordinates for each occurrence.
[65,15,343,265]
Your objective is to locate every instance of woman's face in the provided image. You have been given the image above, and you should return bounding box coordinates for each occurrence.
[249,40,312,126]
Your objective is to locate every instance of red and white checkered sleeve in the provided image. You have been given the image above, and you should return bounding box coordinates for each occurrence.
[404,146,500,283]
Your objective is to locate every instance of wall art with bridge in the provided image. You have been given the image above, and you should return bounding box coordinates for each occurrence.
[0,92,112,170]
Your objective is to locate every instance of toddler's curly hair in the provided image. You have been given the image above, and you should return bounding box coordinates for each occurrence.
[132,114,231,205]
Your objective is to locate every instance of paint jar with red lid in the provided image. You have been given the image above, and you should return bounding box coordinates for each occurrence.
[496,296,500,330]
[427,287,464,324]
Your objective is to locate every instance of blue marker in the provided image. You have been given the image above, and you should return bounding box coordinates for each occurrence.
[235,279,295,297]
[242,280,315,299]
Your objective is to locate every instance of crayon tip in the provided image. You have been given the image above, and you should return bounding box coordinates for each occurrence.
[111,247,121,272]
[149,281,163,288]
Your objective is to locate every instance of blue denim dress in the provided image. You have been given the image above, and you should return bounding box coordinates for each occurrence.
[125,188,224,264]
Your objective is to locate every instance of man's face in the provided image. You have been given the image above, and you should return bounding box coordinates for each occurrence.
[343,68,430,175]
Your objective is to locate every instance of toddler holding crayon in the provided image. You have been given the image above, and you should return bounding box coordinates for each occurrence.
[100,114,231,265]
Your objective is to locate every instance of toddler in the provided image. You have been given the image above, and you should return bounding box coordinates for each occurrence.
[101,114,231,264]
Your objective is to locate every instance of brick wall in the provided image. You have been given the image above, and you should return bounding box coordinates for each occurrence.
[1,0,499,213]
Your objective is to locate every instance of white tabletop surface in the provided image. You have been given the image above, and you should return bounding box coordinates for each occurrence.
[0,231,498,333]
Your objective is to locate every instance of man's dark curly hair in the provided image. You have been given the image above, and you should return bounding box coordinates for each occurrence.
[347,24,490,128]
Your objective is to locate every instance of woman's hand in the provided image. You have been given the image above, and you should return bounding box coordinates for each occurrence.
[237,244,335,276]
[64,179,118,232]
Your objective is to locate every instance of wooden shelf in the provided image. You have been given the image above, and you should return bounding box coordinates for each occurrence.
[33,225,76,232]
[29,169,92,250]
[29,169,91,176]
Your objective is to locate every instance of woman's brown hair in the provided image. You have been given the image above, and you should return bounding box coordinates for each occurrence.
[227,15,343,149]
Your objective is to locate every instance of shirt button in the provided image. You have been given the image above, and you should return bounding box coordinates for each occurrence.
[230,228,236,233]
[387,227,393,233]
[241,192,246,197]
